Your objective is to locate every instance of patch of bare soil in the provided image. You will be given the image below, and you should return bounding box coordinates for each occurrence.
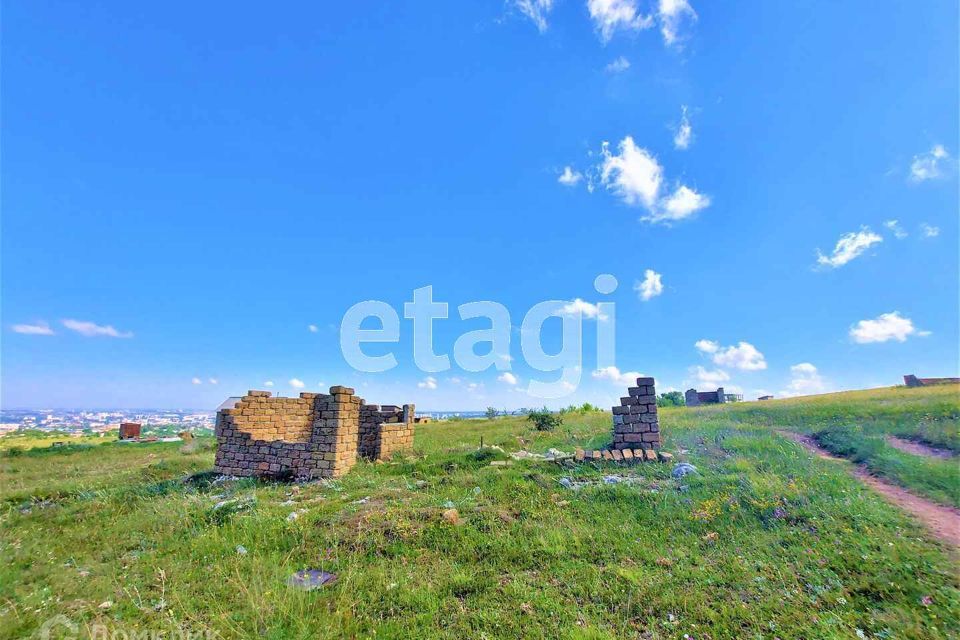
[886,435,957,459]
[777,430,960,549]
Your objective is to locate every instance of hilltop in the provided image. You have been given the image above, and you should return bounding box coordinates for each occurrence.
[1,385,958,639]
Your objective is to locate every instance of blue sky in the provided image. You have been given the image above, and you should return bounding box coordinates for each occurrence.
[2,1,957,410]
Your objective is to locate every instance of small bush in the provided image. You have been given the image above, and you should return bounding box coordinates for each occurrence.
[527,410,563,432]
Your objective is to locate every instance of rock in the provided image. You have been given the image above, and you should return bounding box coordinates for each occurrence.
[98,601,113,609]
[287,569,337,590]
[657,451,674,463]
[441,508,462,525]
[559,477,573,489]
[602,475,622,484]
[236,545,248,555]
[671,463,698,479]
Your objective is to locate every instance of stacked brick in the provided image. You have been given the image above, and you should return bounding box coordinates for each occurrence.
[611,376,660,451]
[358,403,415,461]
[214,386,415,480]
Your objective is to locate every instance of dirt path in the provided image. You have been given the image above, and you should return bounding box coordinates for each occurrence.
[777,430,960,549]
[886,435,957,459]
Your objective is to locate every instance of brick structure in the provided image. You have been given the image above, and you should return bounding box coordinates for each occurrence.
[119,422,141,440]
[904,374,960,388]
[611,377,660,450]
[214,386,415,480]
[685,387,743,406]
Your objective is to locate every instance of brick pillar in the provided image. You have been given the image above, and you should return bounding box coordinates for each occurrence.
[611,377,660,450]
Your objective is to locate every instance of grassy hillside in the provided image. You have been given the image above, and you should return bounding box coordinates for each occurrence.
[1,386,958,639]
[678,384,960,507]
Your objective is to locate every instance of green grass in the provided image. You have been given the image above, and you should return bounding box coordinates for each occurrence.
[675,384,960,507]
[1,387,958,639]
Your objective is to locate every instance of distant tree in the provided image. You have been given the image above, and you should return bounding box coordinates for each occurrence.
[579,402,598,413]
[657,391,685,407]
[527,410,563,432]
[485,407,499,420]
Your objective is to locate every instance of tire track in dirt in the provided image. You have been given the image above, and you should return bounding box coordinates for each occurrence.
[886,435,957,459]
[777,430,960,549]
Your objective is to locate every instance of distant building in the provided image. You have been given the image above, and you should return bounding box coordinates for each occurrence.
[119,422,141,440]
[685,387,744,406]
[903,374,960,388]
[758,395,774,401]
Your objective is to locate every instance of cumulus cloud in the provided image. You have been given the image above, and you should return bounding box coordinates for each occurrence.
[910,144,950,182]
[559,298,608,320]
[592,366,644,386]
[815,227,883,269]
[597,136,710,223]
[209,378,219,385]
[289,378,305,389]
[883,219,907,239]
[514,0,554,33]
[62,319,133,338]
[850,311,929,344]
[690,365,730,386]
[558,166,583,186]
[191,377,202,385]
[921,223,940,238]
[658,0,698,46]
[634,269,663,301]
[498,372,519,385]
[605,56,631,73]
[694,339,718,354]
[308,324,318,333]
[696,339,767,370]
[418,376,438,390]
[673,105,692,149]
[264,380,274,387]
[11,321,55,336]
[587,0,654,42]
[656,185,710,222]
[779,362,828,398]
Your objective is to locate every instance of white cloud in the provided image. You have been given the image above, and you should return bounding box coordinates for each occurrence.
[921,223,940,238]
[599,137,662,208]
[264,380,274,387]
[780,362,828,398]
[418,376,438,390]
[592,136,709,223]
[559,298,608,320]
[498,372,519,385]
[815,227,883,269]
[605,56,631,73]
[587,0,654,42]
[191,377,202,385]
[634,269,663,301]
[514,0,554,33]
[690,365,730,386]
[850,311,929,344]
[308,324,319,333]
[11,321,54,336]
[673,105,692,149]
[694,339,718,354]
[61,319,133,338]
[883,219,907,239]
[558,166,583,186]
[697,339,767,370]
[592,366,643,386]
[655,185,710,222]
[658,0,697,46]
[289,378,305,389]
[910,144,950,182]
[209,378,219,385]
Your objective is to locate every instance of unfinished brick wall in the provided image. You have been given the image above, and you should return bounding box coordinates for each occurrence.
[611,377,660,450]
[214,386,415,479]
[358,403,415,461]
